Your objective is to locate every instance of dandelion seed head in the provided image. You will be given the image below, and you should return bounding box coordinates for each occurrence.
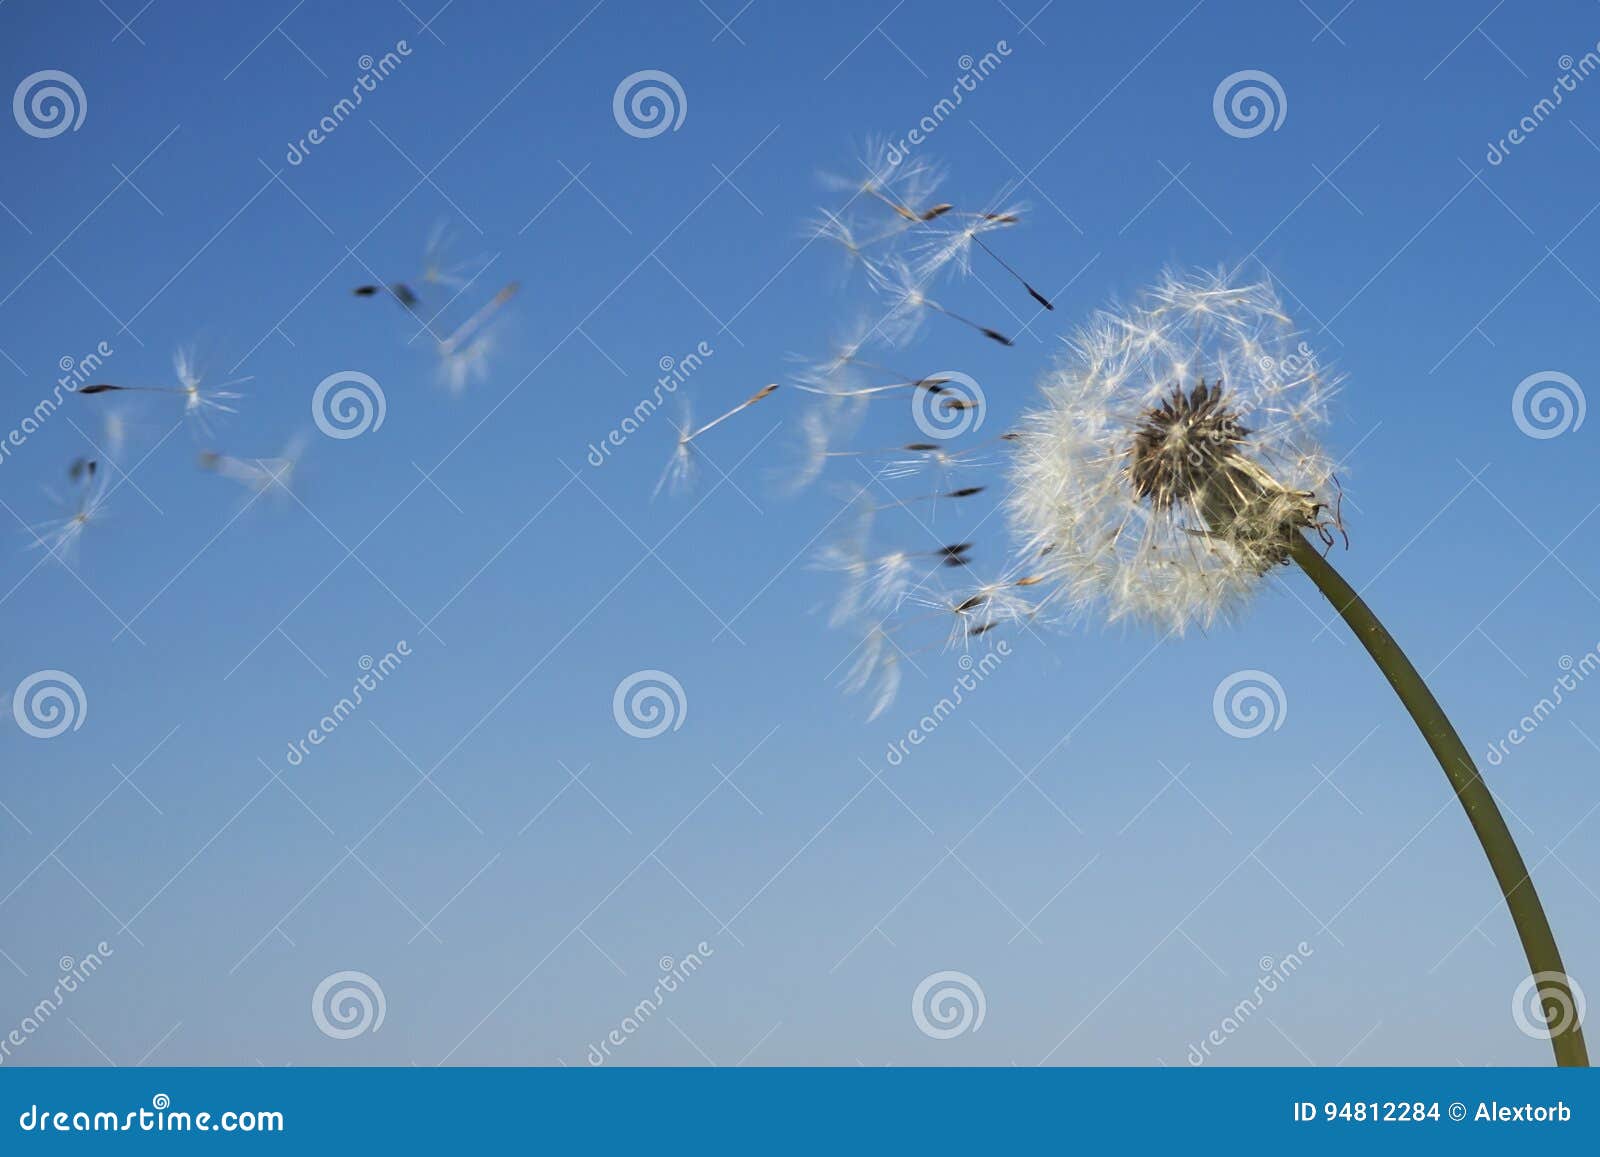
[1007,269,1339,633]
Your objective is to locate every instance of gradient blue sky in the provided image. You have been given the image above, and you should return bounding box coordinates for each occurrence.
[1,0,1598,1066]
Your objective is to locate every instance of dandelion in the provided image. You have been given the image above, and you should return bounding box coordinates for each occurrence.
[1008,273,1336,633]
[654,383,779,499]
[1008,267,1586,1066]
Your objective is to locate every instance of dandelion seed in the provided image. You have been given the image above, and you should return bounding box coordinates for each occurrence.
[822,139,947,224]
[435,281,519,393]
[419,221,486,289]
[869,485,987,512]
[353,282,420,310]
[870,258,1013,347]
[902,566,1040,648]
[654,384,779,499]
[28,459,109,564]
[807,212,902,280]
[914,206,1055,310]
[79,347,246,434]
[438,331,495,394]
[438,281,519,356]
[198,433,306,496]
[99,405,132,461]
[880,440,996,482]
[840,626,902,721]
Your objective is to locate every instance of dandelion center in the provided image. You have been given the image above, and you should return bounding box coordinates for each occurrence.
[1127,379,1249,509]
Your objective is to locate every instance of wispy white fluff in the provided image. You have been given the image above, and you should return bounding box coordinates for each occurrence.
[1007,269,1339,634]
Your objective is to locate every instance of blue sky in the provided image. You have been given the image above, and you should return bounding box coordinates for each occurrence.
[1,0,1598,1066]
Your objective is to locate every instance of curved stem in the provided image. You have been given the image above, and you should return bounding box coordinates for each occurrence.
[1289,533,1587,1066]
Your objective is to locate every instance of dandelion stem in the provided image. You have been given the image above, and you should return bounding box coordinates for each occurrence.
[1288,532,1588,1067]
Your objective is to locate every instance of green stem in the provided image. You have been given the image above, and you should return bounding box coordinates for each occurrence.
[1289,533,1587,1066]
